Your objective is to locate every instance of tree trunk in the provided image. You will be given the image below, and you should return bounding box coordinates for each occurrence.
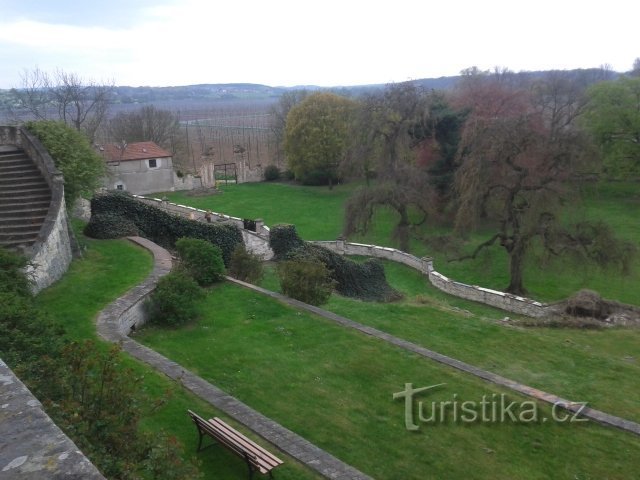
[506,240,527,295]
[396,205,410,252]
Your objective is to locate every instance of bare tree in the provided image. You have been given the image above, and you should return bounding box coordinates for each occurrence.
[8,68,114,142]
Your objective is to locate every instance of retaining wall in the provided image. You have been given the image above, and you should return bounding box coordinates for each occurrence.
[312,240,547,318]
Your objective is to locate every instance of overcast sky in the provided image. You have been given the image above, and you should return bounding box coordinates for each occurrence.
[0,0,637,89]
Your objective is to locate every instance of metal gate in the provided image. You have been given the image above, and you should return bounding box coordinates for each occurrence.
[214,163,237,185]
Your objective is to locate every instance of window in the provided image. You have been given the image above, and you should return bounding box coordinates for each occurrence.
[148,158,158,168]
[116,184,124,190]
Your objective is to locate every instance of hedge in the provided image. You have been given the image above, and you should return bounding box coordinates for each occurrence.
[89,192,243,265]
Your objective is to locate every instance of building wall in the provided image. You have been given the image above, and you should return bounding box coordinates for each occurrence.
[105,157,175,195]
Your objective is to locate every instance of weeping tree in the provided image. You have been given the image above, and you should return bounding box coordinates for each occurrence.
[451,69,635,295]
[343,82,464,251]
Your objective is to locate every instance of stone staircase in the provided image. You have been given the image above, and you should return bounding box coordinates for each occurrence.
[0,146,51,251]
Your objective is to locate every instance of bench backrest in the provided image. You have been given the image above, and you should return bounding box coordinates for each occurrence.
[188,410,283,474]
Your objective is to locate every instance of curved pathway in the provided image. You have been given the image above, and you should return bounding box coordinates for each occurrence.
[96,237,372,480]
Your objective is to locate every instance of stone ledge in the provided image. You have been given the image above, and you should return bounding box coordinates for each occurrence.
[0,359,105,479]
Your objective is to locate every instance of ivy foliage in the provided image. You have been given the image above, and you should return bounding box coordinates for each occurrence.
[84,212,140,239]
[269,224,401,302]
[25,120,106,206]
[88,191,242,265]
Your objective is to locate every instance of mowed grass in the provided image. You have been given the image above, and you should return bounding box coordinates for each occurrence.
[259,260,640,422]
[137,281,640,479]
[160,180,640,305]
[35,231,320,480]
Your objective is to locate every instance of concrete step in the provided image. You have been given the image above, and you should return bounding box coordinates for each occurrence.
[0,153,28,162]
[0,232,39,247]
[0,164,40,173]
[0,157,31,166]
[0,175,44,184]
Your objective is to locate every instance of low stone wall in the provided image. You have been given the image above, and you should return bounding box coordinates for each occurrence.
[133,195,274,260]
[312,240,547,318]
[0,359,105,479]
[1,126,73,293]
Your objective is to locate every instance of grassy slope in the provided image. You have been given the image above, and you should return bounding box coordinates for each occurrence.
[162,180,640,305]
[35,231,320,480]
[138,281,640,480]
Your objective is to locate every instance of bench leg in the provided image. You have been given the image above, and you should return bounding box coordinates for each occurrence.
[244,453,256,480]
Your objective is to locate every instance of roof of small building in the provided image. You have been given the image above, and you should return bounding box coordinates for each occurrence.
[101,141,172,162]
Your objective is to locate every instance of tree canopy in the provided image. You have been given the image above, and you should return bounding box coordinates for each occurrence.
[583,76,640,177]
[284,92,357,188]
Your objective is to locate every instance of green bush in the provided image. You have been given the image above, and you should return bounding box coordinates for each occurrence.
[26,120,106,206]
[264,164,281,181]
[145,271,205,327]
[228,244,264,283]
[90,192,242,265]
[282,169,295,181]
[269,224,305,260]
[84,212,140,239]
[0,247,32,296]
[277,258,334,305]
[299,169,340,187]
[175,237,225,286]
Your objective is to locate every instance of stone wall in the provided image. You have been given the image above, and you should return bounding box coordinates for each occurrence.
[0,359,105,479]
[132,195,274,260]
[1,126,73,293]
[312,240,547,318]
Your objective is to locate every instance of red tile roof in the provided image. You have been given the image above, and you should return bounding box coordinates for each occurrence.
[101,141,172,162]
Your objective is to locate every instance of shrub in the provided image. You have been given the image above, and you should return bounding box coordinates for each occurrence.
[264,164,281,181]
[84,212,140,239]
[277,258,334,305]
[0,247,32,296]
[282,169,295,181]
[145,271,204,327]
[175,237,225,286]
[269,224,305,260]
[228,244,264,283]
[26,120,106,206]
[299,169,339,187]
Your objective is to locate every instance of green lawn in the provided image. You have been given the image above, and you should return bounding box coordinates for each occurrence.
[137,281,640,479]
[160,180,640,305]
[35,232,320,480]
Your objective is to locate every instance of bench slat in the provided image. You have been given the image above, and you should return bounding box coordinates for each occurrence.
[210,417,283,469]
[188,410,283,476]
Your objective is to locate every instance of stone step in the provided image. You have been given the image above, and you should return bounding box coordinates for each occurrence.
[0,153,28,162]
[0,233,39,247]
[0,179,49,189]
[0,222,43,232]
[0,194,51,206]
[0,207,49,218]
[0,174,44,184]
[0,215,47,225]
[0,157,31,166]
[0,185,50,197]
[0,164,40,174]
[0,199,51,210]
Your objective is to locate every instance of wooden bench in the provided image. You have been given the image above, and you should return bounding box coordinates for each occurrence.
[188,410,283,479]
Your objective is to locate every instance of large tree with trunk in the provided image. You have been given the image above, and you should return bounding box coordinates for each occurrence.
[452,69,633,295]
